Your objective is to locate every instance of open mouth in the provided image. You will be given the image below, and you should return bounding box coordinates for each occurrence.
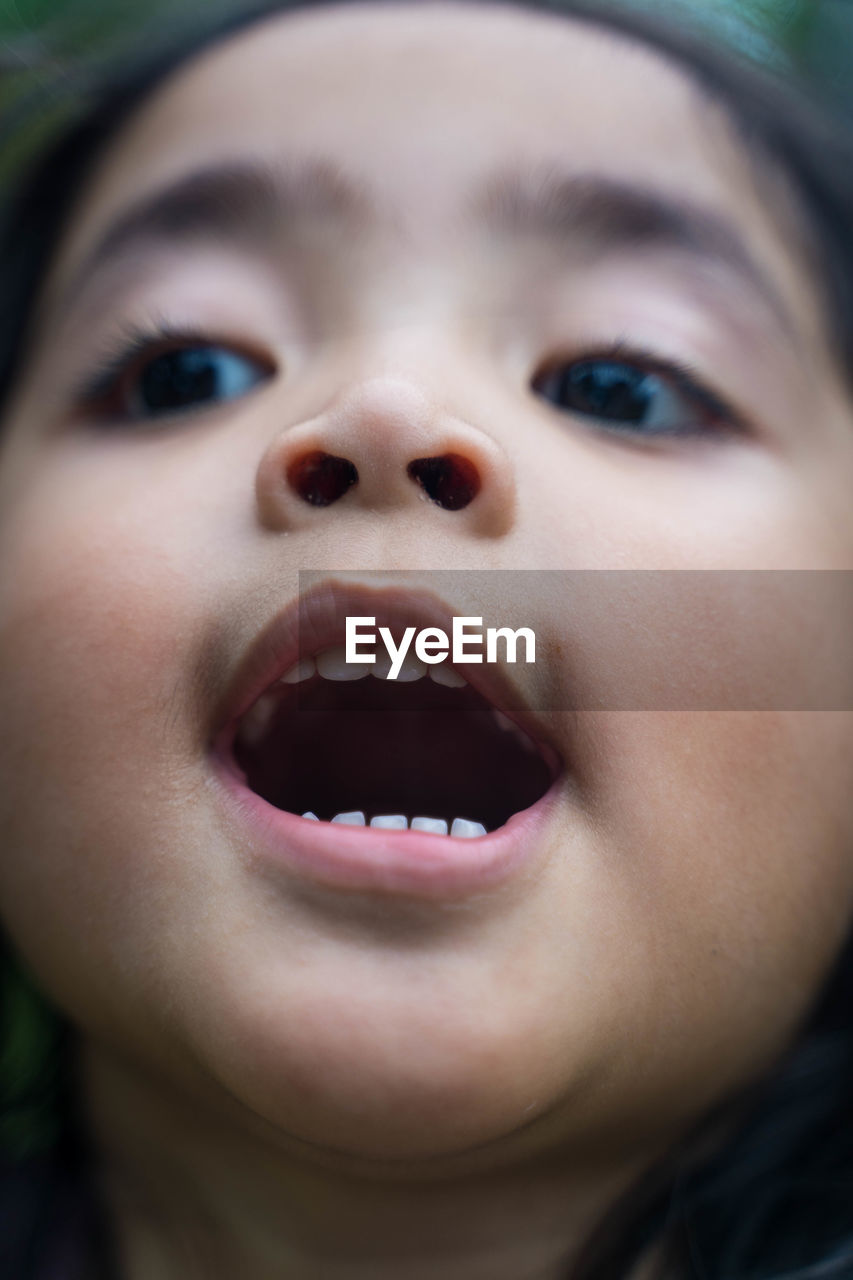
[225,643,558,837]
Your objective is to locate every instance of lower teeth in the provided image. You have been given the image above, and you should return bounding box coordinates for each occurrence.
[303,811,487,837]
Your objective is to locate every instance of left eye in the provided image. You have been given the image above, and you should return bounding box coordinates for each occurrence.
[532,356,733,436]
[92,344,272,421]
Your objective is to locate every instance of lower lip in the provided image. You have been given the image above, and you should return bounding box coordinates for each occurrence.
[210,751,563,900]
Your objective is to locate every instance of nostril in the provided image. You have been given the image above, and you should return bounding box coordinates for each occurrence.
[287,451,358,507]
[407,454,481,511]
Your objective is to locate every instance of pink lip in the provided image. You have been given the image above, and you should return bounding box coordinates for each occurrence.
[208,577,565,900]
[210,759,564,899]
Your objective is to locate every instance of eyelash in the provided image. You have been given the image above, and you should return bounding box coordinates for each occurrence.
[73,320,276,421]
[531,338,745,438]
[72,322,744,438]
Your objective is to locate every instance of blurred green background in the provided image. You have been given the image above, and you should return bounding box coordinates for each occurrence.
[0,0,850,75]
[1,0,852,187]
[0,0,835,61]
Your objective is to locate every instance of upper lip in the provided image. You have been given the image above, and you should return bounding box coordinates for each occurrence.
[210,578,561,770]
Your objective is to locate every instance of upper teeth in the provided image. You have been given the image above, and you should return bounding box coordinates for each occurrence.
[280,648,466,687]
[315,648,372,681]
[281,657,317,684]
[235,691,279,746]
[428,663,466,688]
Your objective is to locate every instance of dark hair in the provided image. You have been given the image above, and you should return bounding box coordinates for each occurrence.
[2,3,853,1278]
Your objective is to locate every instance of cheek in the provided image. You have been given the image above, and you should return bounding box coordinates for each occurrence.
[588,710,853,1042]
[0,460,214,1002]
[521,416,853,574]
[495,707,853,1153]
[0,482,195,759]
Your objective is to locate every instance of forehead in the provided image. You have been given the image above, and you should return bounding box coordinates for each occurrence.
[45,0,813,327]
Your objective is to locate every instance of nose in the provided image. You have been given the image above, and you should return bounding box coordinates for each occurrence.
[255,375,515,537]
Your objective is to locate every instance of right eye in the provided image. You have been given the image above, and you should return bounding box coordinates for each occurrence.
[81,339,275,423]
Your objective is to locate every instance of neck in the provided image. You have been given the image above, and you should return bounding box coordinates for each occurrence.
[79,1041,664,1280]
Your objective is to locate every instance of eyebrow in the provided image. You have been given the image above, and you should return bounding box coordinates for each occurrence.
[55,158,370,311]
[53,156,798,343]
[471,164,798,341]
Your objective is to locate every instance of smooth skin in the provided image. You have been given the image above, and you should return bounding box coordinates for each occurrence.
[1,2,853,1276]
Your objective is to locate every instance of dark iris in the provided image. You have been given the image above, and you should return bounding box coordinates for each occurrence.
[561,361,652,421]
[130,347,267,417]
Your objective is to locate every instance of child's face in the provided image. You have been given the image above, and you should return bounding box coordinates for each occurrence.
[1,0,853,1171]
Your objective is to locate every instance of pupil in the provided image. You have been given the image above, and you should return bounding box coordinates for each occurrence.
[569,362,650,422]
[140,350,218,411]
